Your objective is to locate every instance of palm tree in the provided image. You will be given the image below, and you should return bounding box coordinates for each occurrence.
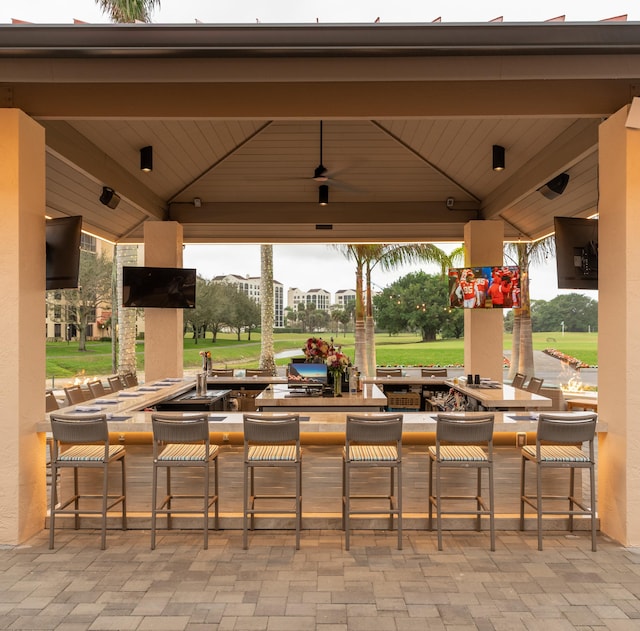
[505,238,555,379]
[259,245,276,375]
[96,0,160,22]
[337,244,452,376]
[97,0,160,376]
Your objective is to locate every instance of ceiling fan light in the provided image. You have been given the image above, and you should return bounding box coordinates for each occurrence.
[140,145,153,172]
[313,164,328,182]
[319,184,329,205]
[492,144,505,171]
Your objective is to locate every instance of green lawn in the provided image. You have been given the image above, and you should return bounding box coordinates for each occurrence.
[46,330,598,379]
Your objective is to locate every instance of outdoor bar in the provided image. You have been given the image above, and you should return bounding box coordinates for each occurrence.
[0,19,637,548]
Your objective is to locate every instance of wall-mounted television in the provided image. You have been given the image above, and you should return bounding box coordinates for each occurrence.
[122,266,196,308]
[46,216,82,290]
[287,363,328,389]
[554,217,598,290]
[448,266,521,309]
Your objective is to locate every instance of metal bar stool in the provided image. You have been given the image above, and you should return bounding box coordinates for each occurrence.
[520,412,598,551]
[429,413,495,551]
[242,413,302,550]
[151,412,219,550]
[49,413,127,550]
[342,413,403,550]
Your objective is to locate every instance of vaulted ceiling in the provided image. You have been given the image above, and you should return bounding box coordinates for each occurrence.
[2,21,636,244]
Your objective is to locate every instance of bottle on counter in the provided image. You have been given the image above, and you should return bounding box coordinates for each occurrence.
[349,366,357,394]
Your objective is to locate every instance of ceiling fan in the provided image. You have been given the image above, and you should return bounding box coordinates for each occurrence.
[312,120,329,182]
[309,121,359,192]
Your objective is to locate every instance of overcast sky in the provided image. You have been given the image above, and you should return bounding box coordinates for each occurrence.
[2,1,638,24]
[7,0,610,301]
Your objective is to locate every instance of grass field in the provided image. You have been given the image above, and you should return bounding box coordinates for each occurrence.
[46,330,598,379]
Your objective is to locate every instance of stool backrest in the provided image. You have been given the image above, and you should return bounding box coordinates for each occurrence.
[64,385,86,406]
[435,413,495,445]
[151,412,210,444]
[346,413,403,444]
[421,368,448,377]
[536,413,597,445]
[526,377,544,393]
[243,413,300,444]
[376,368,402,377]
[245,369,271,377]
[45,390,59,412]
[210,369,234,377]
[50,412,109,445]
[511,373,526,389]
[87,380,106,398]
[123,372,138,387]
[107,375,124,392]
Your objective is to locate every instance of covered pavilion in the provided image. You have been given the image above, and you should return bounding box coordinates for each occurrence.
[0,19,637,546]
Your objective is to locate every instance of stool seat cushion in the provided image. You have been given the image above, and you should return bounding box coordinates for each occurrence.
[345,445,398,461]
[248,444,297,461]
[157,444,218,461]
[522,445,588,462]
[59,445,125,461]
[429,445,488,462]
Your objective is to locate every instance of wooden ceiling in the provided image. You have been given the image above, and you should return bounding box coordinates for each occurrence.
[3,21,635,244]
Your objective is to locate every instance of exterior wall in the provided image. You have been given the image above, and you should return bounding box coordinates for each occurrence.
[0,110,47,544]
[598,105,640,546]
[335,289,356,308]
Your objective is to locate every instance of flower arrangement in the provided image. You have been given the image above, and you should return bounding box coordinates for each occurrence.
[326,350,350,374]
[302,337,332,361]
[199,350,211,372]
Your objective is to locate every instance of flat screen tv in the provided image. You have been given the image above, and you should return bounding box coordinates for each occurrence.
[448,266,521,309]
[287,363,328,389]
[122,266,196,308]
[46,216,82,290]
[554,216,598,290]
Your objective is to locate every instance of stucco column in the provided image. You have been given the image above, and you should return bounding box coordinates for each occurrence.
[143,222,184,382]
[598,104,640,545]
[463,220,505,382]
[0,109,47,544]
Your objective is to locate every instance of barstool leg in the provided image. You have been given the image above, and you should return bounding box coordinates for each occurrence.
[488,463,495,552]
[435,461,443,551]
[590,463,597,552]
[151,462,158,550]
[536,465,544,551]
[49,462,58,550]
[121,457,127,531]
[203,460,209,550]
[242,462,249,550]
[519,456,526,531]
[396,462,403,551]
[101,462,109,550]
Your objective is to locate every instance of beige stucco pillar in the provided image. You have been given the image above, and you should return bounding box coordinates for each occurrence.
[598,104,640,545]
[463,220,505,382]
[143,222,184,382]
[0,109,47,544]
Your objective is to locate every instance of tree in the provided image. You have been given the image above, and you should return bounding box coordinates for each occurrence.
[96,0,160,375]
[532,294,598,332]
[374,272,451,341]
[96,0,160,22]
[504,238,555,379]
[63,249,113,351]
[259,245,276,374]
[185,275,213,342]
[337,244,452,375]
[227,288,260,340]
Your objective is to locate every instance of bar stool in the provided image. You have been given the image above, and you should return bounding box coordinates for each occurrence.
[428,413,495,551]
[87,380,107,398]
[107,375,124,392]
[342,413,403,550]
[376,368,403,377]
[49,413,127,550]
[151,412,219,550]
[64,385,87,406]
[511,373,526,389]
[421,367,448,377]
[526,377,544,394]
[243,413,302,550]
[520,412,598,551]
